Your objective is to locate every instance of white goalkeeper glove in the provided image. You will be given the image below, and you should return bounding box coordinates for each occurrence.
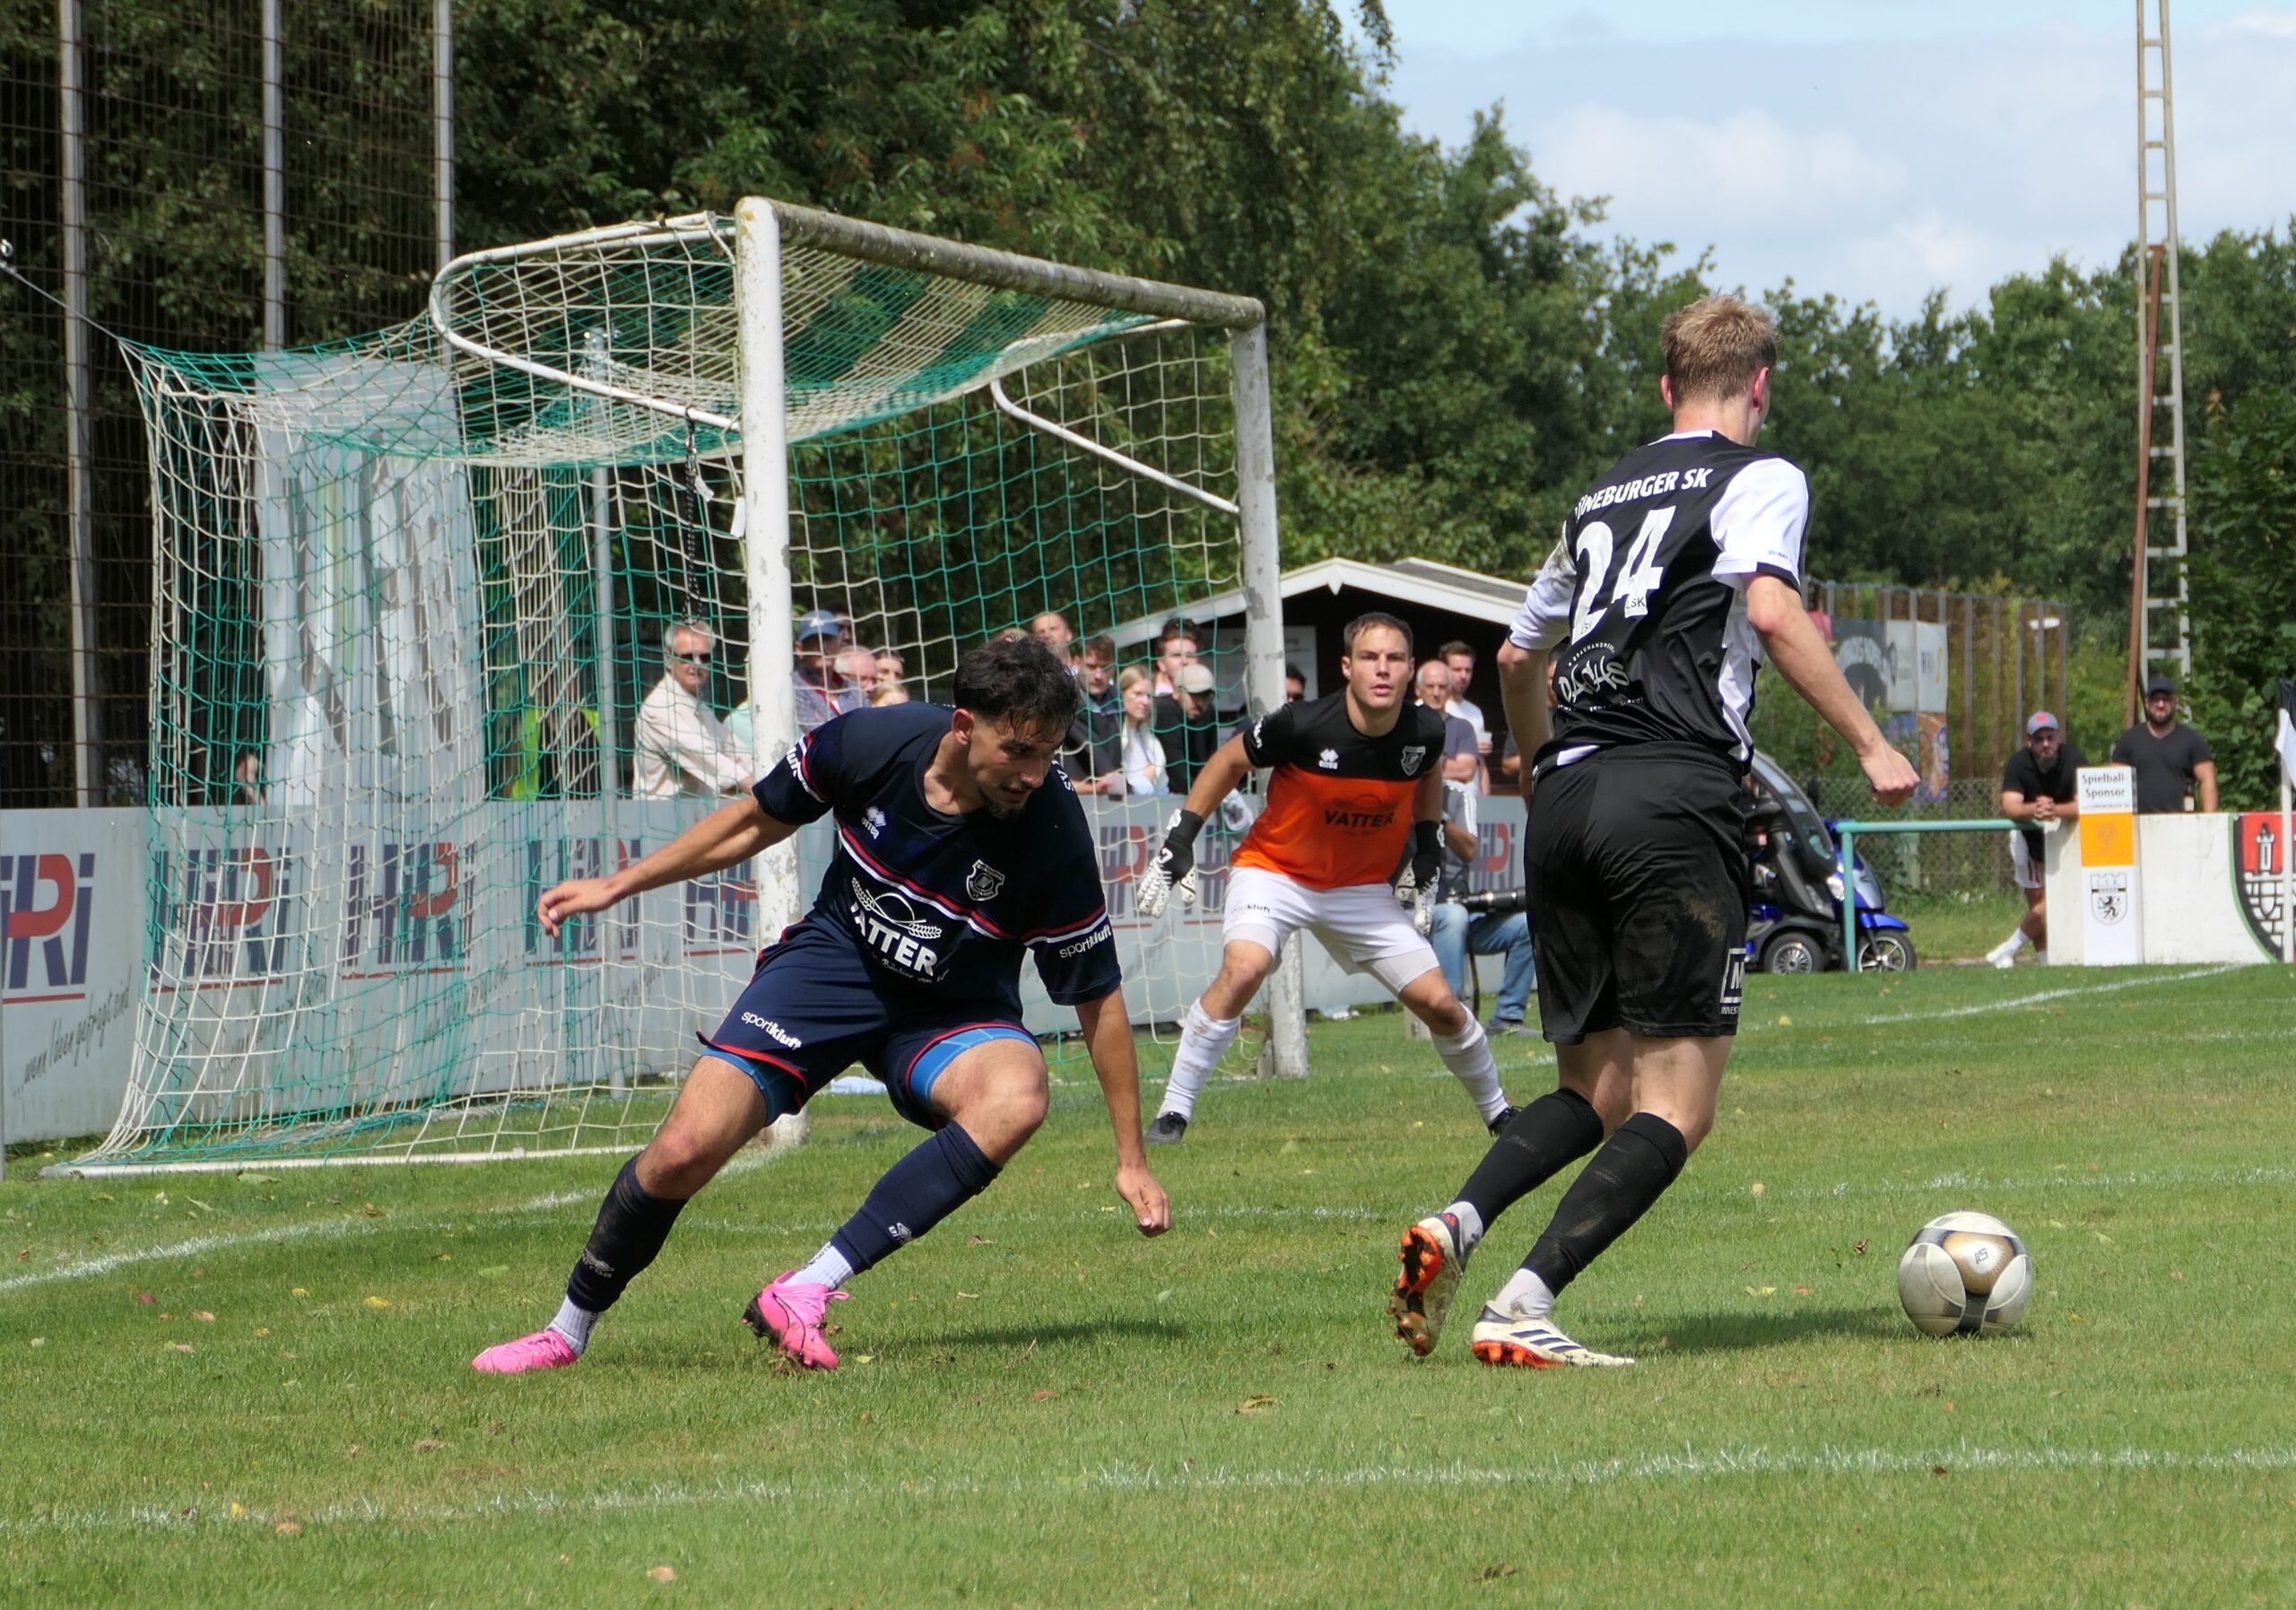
[1395,820,1443,936]
[1135,808,1206,918]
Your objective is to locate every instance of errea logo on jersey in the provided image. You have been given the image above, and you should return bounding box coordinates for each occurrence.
[1318,748,1339,770]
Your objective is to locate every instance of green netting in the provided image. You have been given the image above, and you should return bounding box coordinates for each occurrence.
[77,212,1252,1172]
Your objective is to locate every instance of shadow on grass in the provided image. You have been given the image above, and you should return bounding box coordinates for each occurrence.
[1616,1304,1903,1354]
[916,1318,1189,1350]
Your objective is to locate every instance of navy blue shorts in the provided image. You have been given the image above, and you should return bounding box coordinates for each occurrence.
[699,921,1039,1130]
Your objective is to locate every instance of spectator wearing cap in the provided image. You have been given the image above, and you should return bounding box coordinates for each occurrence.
[633,618,752,798]
[1987,710,2087,968]
[794,607,867,734]
[1150,622,1218,792]
[2112,675,2218,814]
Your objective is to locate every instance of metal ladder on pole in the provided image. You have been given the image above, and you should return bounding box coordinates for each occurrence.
[2129,0,2191,722]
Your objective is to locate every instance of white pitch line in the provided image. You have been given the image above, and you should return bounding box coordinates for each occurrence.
[0,1152,796,1301]
[5,1442,2292,1536]
[1859,963,2244,1026]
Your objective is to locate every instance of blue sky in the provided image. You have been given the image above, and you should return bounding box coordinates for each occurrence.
[1373,2,2296,318]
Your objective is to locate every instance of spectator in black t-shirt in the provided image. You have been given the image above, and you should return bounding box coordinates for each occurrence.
[2112,675,2218,814]
[1987,710,2087,968]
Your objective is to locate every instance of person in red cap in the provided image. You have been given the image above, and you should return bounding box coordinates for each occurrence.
[1988,710,2087,967]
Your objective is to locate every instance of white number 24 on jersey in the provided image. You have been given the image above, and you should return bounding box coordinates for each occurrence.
[1570,506,1675,641]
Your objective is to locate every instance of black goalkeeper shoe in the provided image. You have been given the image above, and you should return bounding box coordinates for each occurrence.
[1145,1111,1189,1145]
[1486,1104,1520,1137]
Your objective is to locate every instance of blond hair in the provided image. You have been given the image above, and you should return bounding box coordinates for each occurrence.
[1660,295,1779,405]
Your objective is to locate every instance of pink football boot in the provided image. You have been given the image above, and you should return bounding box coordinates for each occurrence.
[470,1327,579,1375]
[743,1273,851,1370]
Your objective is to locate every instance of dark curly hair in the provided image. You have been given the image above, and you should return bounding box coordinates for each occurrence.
[952,632,1083,736]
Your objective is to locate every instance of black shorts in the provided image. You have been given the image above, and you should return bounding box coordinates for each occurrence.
[1526,744,1750,1043]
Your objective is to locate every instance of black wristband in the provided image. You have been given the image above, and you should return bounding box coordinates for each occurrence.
[1170,809,1207,847]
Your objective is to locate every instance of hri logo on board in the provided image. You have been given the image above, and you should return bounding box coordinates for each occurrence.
[3,852,97,1004]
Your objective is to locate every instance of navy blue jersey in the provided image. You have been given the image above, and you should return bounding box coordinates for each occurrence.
[752,704,1119,1012]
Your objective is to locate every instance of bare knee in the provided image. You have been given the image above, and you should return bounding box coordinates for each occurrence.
[1405,982,1470,1037]
[1203,955,1273,1017]
[952,1071,1048,1162]
[638,1124,733,1197]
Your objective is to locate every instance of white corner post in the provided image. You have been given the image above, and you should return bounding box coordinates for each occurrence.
[1231,320,1308,1078]
[735,199,809,1142]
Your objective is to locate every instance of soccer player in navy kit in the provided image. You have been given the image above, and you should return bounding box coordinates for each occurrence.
[1388,295,1918,1368]
[473,636,1170,1375]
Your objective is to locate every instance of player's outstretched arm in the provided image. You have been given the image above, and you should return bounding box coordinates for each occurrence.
[1746,576,1918,805]
[1135,735,1259,917]
[536,796,796,937]
[1074,986,1170,1236]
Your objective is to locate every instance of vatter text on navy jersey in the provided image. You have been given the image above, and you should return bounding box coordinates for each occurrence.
[751,703,1118,1015]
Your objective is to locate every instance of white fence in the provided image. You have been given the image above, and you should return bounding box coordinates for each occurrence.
[2,796,1537,1147]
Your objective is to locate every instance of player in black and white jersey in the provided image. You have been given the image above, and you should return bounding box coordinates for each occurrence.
[1389,295,1918,1369]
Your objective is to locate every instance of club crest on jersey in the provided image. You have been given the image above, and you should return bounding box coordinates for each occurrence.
[966,858,1006,901]
[1399,744,1427,777]
[1318,747,1340,770]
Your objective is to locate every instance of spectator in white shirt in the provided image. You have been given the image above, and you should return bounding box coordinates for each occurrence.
[1115,666,1169,796]
[633,620,752,798]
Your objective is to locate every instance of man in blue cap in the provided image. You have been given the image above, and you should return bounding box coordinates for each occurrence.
[794,608,868,734]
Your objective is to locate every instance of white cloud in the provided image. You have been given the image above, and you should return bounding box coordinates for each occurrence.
[1543,106,1906,238]
[1384,12,2296,317]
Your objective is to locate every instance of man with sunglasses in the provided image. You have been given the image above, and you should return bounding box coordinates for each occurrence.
[634,619,752,799]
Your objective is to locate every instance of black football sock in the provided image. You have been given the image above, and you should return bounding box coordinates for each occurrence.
[825,1124,1002,1276]
[1520,1111,1690,1297]
[1449,1086,1605,1236]
[563,1155,689,1318]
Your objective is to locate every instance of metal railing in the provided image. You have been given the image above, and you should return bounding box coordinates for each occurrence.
[1833,817,2016,965]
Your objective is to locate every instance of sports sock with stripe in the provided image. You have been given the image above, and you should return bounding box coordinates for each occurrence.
[1158,1001,1242,1121]
[1429,1016,1509,1123]
[1519,1110,1689,1298]
[816,1122,1002,1283]
[1449,1085,1605,1236]
[559,1154,690,1347]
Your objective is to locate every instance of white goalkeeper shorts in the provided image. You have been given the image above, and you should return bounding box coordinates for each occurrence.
[1223,865,1440,994]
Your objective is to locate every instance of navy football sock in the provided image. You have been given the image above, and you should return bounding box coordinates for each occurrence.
[564,1155,688,1316]
[827,1124,1002,1276]
[1451,1087,1605,1230]
[1521,1112,1689,1297]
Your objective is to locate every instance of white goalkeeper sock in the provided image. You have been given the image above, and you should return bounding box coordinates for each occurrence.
[1993,928,2031,957]
[1159,1002,1243,1121]
[1431,1018,1509,1123]
[548,1298,598,1354]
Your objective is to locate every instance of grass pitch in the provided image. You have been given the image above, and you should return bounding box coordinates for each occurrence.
[4,962,2292,1608]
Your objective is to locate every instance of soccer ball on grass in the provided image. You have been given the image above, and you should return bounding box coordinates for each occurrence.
[1896,1211,2032,1337]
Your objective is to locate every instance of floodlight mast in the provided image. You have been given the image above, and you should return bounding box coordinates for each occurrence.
[2128,0,2191,725]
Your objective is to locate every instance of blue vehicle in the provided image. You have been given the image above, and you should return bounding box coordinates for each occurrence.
[1744,751,1917,973]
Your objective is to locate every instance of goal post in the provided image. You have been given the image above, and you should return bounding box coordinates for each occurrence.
[65,198,1299,1175]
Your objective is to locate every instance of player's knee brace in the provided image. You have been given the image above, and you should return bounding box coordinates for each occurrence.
[566,1155,688,1314]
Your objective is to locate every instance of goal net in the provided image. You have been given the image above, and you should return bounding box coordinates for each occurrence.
[74,202,1283,1174]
